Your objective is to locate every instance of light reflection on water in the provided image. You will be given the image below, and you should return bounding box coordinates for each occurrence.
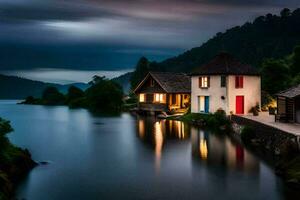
[0,101,298,200]
[137,116,259,174]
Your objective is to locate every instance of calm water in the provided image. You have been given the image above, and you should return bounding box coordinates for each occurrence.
[0,100,295,199]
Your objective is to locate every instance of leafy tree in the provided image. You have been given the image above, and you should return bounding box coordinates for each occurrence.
[42,87,65,105]
[280,8,291,18]
[130,57,150,89]
[132,8,300,75]
[0,118,13,137]
[261,59,291,95]
[291,45,300,74]
[85,77,123,112]
[67,86,84,103]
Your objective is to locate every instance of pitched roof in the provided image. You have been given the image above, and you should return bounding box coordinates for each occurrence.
[191,52,260,76]
[276,84,300,98]
[134,72,191,93]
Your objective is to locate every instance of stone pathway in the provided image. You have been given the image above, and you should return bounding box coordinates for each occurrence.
[242,112,300,136]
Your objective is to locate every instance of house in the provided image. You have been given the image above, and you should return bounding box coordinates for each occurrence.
[276,84,300,123]
[190,52,261,115]
[133,72,191,113]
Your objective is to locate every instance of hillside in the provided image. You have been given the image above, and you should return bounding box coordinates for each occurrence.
[155,8,300,72]
[111,72,133,94]
[0,74,88,99]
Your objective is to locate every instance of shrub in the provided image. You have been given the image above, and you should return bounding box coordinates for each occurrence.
[241,126,256,144]
[42,87,65,105]
[66,86,84,103]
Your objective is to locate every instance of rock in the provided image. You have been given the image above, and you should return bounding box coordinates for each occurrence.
[274,148,281,155]
[39,161,50,165]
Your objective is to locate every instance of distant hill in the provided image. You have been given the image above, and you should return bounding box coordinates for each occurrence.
[127,8,300,91]
[0,74,89,99]
[112,72,133,94]
[154,8,300,72]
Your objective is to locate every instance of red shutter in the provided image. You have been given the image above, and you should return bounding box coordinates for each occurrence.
[235,76,239,88]
[240,76,244,88]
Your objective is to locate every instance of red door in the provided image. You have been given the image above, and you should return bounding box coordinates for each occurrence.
[236,96,244,114]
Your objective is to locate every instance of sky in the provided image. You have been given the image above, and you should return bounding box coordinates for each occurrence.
[0,0,299,83]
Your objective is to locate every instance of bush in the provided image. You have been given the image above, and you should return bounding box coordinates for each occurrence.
[0,118,13,137]
[241,126,256,144]
[68,97,88,109]
[66,86,84,103]
[42,87,65,105]
[85,77,123,113]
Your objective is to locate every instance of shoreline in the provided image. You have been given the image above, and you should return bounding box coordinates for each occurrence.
[0,118,36,200]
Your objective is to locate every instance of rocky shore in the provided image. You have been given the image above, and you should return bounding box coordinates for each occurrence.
[0,118,36,200]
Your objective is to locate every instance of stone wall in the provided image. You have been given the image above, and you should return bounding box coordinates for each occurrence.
[231,115,300,154]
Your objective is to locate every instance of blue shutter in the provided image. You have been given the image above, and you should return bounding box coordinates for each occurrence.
[205,96,209,113]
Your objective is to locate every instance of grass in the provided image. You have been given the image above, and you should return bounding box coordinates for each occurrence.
[172,111,232,132]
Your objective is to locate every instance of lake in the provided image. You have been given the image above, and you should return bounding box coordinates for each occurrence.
[0,100,296,199]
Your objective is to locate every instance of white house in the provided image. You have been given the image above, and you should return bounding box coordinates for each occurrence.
[191,53,261,115]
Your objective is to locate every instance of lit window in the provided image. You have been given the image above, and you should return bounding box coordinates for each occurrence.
[139,94,145,102]
[199,76,210,88]
[154,93,165,103]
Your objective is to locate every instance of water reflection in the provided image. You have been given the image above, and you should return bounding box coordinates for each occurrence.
[137,116,259,174]
[191,127,259,173]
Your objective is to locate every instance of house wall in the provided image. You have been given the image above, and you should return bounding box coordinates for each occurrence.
[295,96,300,123]
[227,75,261,114]
[191,75,261,115]
[191,75,227,113]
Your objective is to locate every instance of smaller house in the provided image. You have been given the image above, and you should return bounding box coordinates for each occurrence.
[133,72,191,113]
[190,52,261,115]
[276,84,300,123]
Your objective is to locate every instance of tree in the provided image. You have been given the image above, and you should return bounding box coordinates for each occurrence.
[291,45,300,74]
[0,118,13,137]
[130,57,150,89]
[85,78,123,112]
[42,87,65,105]
[261,59,291,95]
[67,86,84,103]
[280,8,291,18]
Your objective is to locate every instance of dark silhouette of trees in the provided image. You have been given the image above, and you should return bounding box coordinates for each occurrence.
[42,87,65,105]
[130,57,150,89]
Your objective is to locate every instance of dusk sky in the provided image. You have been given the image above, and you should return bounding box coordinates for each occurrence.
[0,0,299,83]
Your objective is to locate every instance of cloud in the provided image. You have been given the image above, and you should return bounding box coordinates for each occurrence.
[1,68,133,84]
[0,0,298,71]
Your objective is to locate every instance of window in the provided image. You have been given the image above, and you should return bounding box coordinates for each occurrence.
[235,76,243,88]
[154,93,166,103]
[198,96,209,113]
[139,94,145,102]
[221,76,226,87]
[150,79,155,87]
[199,76,210,88]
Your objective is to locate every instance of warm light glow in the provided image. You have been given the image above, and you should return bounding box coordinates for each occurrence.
[154,93,166,103]
[199,96,205,112]
[201,77,208,87]
[154,121,164,173]
[139,94,145,102]
[138,120,145,139]
[199,131,208,160]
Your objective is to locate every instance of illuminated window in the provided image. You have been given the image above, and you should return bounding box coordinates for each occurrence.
[199,76,210,88]
[154,93,165,103]
[139,94,145,102]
